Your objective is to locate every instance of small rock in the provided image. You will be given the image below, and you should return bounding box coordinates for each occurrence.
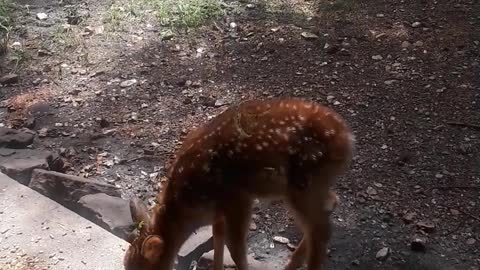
[376,13,385,18]
[450,209,460,215]
[249,221,257,231]
[412,22,421,28]
[384,80,397,85]
[376,247,390,260]
[414,41,424,47]
[403,212,416,224]
[410,238,426,252]
[366,186,378,196]
[36,13,48,20]
[416,220,436,233]
[466,238,476,245]
[301,32,319,40]
[0,74,19,85]
[273,236,290,244]
[401,41,411,48]
[372,55,383,60]
[214,99,228,107]
[351,259,360,266]
[229,22,237,29]
[246,3,255,9]
[120,79,137,88]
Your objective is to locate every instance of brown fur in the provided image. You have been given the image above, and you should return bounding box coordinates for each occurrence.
[124,98,354,270]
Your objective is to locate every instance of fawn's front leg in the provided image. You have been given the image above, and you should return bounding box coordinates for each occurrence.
[223,194,252,270]
[213,216,226,270]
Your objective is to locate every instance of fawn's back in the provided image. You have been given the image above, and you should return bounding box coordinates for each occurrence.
[163,98,354,205]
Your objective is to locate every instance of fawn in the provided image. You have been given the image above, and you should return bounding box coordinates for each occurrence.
[124,98,354,270]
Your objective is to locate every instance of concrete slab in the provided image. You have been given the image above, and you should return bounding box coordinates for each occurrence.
[0,172,129,270]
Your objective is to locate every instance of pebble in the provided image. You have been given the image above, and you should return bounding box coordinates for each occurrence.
[414,41,424,47]
[273,236,290,244]
[300,32,319,40]
[401,41,411,48]
[372,55,383,60]
[366,187,378,195]
[120,79,138,88]
[412,22,421,28]
[466,238,476,245]
[376,247,390,260]
[36,13,48,20]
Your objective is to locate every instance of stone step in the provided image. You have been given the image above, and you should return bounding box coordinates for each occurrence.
[0,172,129,270]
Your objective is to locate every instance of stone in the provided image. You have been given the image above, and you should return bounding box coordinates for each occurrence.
[77,193,134,239]
[412,22,421,28]
[414,41,424,47]
[466,238,476,245]
[177,226,213,269]
[372,55,383,60]
[120,79,137,88]
[0,128,34,148]
[366,186,378,196]
[301,32,319,40]
[36,13,48,20]
[376,247,390,260]
[403,212,416,224]
[273,236,290,244]
[29,169,120,210]
[0,149,62,185]
[416,220,436,233]
[401,41,411,48]
[0,74,19,85]
[411,238,427,252]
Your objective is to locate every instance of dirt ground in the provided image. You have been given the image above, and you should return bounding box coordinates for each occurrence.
[0,0,479,269]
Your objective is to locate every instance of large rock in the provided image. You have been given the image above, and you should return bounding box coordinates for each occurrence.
[177,226,214,270]
[0,172,128,270]
[0,148,62,185]
[29,169,121,209]
[0,127,34,148]
[77,193,134,239]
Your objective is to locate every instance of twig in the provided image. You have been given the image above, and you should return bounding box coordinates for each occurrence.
[458,209,480,222]
[434,185,480,190]
[446,121,480,130]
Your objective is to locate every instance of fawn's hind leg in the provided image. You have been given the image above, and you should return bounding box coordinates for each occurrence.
[213,215,226,270]
[222,193,252,270]
[284,190,339,270]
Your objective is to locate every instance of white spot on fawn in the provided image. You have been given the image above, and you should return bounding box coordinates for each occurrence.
[304,103,312,109]
[325,129,336,137]
[178,166,184,173]
[256,145,263,151]
[262,141,269,147]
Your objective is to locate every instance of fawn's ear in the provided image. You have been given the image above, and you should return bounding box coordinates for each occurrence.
[130,198,151,231]
[141,235,164,264]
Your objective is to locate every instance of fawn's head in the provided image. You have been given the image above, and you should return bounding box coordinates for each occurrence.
[123,198,176,270]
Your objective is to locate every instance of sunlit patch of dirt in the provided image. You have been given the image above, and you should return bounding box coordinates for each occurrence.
[2,87,52,128]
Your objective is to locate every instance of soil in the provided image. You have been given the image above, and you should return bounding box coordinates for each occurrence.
[0,0,479,269]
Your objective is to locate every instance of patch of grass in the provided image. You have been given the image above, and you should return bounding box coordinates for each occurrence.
[146,0,226,30]
[104,0,146,32]
[9,47,30,72]
[0,0,14,54]
[318,0,358,13]
[52,24,83,49]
